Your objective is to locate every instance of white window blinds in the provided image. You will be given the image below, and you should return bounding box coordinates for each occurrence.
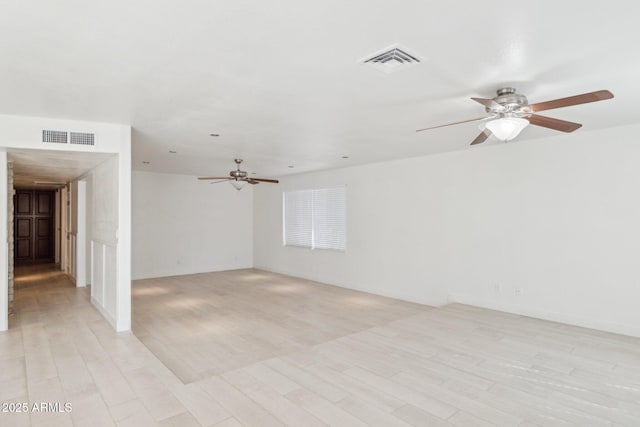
[283,190,313,248]
[283,186,346,251]
[313,187,346,251]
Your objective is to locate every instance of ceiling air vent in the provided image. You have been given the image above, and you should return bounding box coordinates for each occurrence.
[70,132,95,146]
[362,44,421,74]
[42,130,68,144]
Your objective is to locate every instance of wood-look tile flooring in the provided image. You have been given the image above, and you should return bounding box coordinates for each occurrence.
[1,265,639,426]
[132,270,429,383]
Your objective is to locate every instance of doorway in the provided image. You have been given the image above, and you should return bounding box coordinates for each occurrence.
[2,147,131,332]
[14,189,55,265]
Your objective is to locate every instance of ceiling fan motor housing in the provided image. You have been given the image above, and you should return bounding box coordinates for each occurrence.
[490,87,530,114]
[230,169,247,179]
[231,158,248,179]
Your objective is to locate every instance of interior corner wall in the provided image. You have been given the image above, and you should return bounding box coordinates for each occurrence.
[253,123,640,337]
[131,171,253,280]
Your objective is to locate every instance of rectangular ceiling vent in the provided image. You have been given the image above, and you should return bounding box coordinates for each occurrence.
[70,132,95,146]
[42,130,68,144]
[362,44,422,74]
[42,130,96,146]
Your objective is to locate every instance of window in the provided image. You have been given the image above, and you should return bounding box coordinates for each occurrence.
[283,187,346,251]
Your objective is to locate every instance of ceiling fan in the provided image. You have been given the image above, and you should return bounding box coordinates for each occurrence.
[416,88,614,145]
[198,158,279,190]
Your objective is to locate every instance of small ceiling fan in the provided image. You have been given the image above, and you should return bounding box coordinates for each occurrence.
[198,158,279,190]
[416,88,614,145]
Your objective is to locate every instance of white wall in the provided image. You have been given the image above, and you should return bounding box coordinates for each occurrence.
[0,152,7,331]
[132,171,253,280]
[75,180,87,288]
[116,131,132,332]
[84,175,93,285]
[88,156,119,327]
[254,124,640,337]
[0,114,127,153]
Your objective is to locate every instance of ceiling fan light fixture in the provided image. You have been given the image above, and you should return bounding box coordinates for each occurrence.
[229,179,246,191]
[485,117,529,141]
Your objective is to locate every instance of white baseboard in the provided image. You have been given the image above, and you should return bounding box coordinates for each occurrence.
[448,292,640,338]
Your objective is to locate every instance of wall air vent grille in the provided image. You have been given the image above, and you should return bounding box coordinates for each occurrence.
[362,45,422,74]
[70,132,95,146]
[42,130,68,144]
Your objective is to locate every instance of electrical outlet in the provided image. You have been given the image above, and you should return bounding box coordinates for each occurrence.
[494,283,501,293]
[515,288,522,296]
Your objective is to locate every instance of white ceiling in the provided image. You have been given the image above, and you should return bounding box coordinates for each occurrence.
[1,1,638,179]
[8,149,114,189]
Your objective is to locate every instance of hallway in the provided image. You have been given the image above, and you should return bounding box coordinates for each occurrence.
[13,265,86,320]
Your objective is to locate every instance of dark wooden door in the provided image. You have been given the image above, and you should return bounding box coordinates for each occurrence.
[14,190,55,264]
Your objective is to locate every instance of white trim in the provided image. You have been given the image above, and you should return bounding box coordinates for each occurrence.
[90,237,118,246]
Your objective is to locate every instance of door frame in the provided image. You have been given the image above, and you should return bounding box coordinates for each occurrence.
[60,185,68,273]
[13,189,55,265]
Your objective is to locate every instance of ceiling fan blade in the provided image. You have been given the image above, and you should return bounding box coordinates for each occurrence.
[250,178,279,183]
[416,116,487,132]
[198,176,231,180]
[527,114,582,132]
[471,97,502,110]
[209,179,232,185]
[246,179,260,185]
[470,129,492,145]
[529,90,613,113]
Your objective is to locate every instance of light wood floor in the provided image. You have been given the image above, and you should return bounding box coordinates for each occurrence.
[1,265,639,426]
[132,269,429,383]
